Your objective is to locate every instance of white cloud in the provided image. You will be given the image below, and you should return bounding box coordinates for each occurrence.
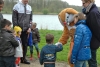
[61,0,100,7]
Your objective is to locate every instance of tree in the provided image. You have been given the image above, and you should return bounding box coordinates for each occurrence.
[3,0,97,14]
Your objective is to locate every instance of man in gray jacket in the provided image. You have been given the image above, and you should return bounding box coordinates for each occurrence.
[12,0,32,64]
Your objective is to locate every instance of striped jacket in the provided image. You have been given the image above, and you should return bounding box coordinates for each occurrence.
[12,1,32,31]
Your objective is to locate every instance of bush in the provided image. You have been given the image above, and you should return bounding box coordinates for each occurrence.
[42,9,49,15]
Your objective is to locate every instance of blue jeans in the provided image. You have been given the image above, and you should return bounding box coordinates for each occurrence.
[0,56,16,67]
[30,43,39,54]
[44,63,55,67]
[74,60,87,67]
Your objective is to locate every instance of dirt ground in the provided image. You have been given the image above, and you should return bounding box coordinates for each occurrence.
[20,58,70,67]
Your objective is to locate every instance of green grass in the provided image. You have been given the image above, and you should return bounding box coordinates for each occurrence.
[27,29,100,65]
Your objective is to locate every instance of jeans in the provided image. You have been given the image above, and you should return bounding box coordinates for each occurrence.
[74,60,86,67]
[30,43,39,54]
[44,63,55,67]
[0,56,16,67]
[88,49,97,67]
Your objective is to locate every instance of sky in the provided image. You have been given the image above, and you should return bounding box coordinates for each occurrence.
[61,0,100,7]
[19,0,100,7]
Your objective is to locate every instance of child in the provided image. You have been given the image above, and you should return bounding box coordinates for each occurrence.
[14,26,23,67]
[71,13,92,67]
[39,34,63,67]
[0,19,19,67]
[29,22,40,60]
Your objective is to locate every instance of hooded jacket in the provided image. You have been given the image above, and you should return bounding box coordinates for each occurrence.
[12,1,32,31]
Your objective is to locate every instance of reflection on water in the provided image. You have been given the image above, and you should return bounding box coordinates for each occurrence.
[3,14,63,30]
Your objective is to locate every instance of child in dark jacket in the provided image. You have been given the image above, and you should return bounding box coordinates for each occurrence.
[29,22,40,60]
[0,19,19,67]
[39,34,63,67]
[71,13,92,67]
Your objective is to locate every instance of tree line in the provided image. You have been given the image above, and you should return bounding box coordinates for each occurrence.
[2,0,100,14]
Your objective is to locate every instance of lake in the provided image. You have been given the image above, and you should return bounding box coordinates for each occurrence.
[3,14,63,30]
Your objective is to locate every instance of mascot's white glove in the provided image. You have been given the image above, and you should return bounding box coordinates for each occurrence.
[55,42,62,46]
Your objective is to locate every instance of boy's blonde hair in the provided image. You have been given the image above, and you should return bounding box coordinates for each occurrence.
[74,13,86,21]
[32,22,37,27]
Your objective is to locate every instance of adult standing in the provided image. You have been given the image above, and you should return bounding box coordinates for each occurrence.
[12,0,32,64]
[0,0,4,30]
[81,0,100,67]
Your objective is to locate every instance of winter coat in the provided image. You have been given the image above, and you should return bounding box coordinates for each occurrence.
[83,4,100,49]
[39,44,63,65]
[0,29,19,56]
[14,36,23,57]
[31,28,40,43]
[71,20,92,64]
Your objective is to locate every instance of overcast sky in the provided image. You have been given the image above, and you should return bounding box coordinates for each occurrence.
[61,0,100,7]
[19,0,100,7]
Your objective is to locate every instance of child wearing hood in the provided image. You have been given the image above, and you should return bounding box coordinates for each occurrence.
[14,26,23,67]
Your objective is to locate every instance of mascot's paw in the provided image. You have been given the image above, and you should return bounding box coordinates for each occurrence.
[55,42,62,46]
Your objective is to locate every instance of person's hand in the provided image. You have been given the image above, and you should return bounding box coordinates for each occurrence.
[27,28,31,33]
[55,42,62,46]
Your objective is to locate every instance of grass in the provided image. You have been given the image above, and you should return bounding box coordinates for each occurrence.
[27,29,100,65]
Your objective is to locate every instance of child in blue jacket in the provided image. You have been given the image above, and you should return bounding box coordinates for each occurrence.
[39,34,63,67]
[71,13,92,67]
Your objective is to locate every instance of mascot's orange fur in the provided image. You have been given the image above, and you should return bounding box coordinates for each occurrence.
[58,8,78,67]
